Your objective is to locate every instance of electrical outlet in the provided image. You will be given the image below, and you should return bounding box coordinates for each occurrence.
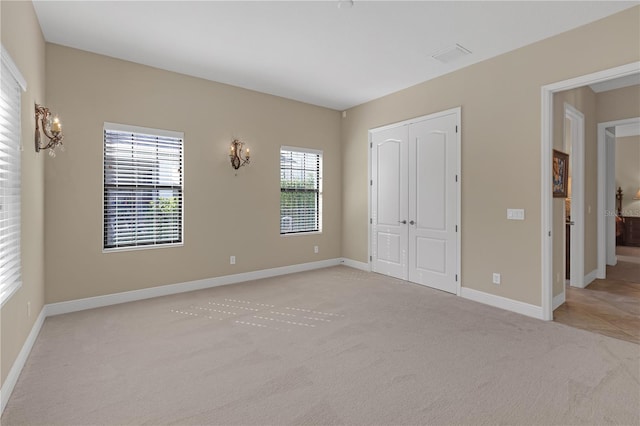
[230,256,236,265]
[314,245,319,254]
[27,301,31,318]
[492,273,501,285]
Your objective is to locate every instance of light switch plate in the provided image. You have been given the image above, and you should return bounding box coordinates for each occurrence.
[507,209,525,220]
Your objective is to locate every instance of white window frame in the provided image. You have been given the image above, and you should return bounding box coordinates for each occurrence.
[103,122,184,252]
[279,146,323,236]
[0,45,27,306]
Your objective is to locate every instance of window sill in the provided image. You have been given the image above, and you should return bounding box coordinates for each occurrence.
[103,242,184,254]
[280,231,322,238]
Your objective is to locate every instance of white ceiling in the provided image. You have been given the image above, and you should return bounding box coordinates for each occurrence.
[32,1,638,110]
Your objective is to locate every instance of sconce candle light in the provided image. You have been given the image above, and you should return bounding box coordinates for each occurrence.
[229,138,250,170]
[35,103,64,156]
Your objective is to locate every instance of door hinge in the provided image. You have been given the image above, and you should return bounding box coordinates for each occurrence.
[370,255,372,261]
[455,125,458,133]
[455,225,458,232]
[370,218,372,224]
[455,274,458,282]
[370,180,373,186]
[370,142,373,148]
[455,174,458,182]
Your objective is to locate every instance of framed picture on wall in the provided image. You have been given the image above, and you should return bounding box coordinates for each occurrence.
[552,149,569,198]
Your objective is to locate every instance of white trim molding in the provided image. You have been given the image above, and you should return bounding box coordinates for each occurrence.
[552,292,566,311]
[0,308,46,414]
[564,103,585,289]
[47,258,343,316]
[461,287,544,320]
[340,258,370,271]
[583,269,598,289]
[1,45,27,91]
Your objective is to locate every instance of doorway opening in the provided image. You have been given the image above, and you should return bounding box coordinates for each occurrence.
[597,117,640,273]
[541,61,639,321]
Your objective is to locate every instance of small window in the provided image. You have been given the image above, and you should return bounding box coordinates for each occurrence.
[280,146,322,234]
[103,123,184,251]
[0,46,26,306]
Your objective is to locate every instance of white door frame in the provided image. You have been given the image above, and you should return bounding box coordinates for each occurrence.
[541,61,640,321]
[564,103,585,289]
[369,107,462,295]
[604,128,617,268]
[597,117,640,276]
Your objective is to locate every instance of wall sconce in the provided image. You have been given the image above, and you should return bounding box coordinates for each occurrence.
[229,139,250,171]
[35,103,64,156]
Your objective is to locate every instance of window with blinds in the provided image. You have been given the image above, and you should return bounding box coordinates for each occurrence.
[103,123,183,250]
[280,147,322,234]
[0,47,26,306]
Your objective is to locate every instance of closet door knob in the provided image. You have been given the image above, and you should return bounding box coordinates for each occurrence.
[409,220,415,225]
[399,220,407,224]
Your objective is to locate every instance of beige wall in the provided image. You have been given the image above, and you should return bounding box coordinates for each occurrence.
[341,6,640,306]
[0,1,46,387]
[551,87,597,298]
[616,135,640,216]
[44,44,341,303]
[596,85,640,123]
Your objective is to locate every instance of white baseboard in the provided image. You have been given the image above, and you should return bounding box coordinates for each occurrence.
[617,255,640,264]
[46,258,342,316]
[460,287,544,320]
[552,291,566,310]
[583,269,598,288]
[1,308,46,415]
[340,258,370,271]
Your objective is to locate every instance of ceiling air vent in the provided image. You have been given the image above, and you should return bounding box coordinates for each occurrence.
[431,44,472,64]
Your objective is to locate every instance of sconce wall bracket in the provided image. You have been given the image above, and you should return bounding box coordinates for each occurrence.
[35,103,64,155]
[229,139,250,170]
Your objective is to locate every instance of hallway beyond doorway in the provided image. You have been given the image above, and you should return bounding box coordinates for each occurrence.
[554,258,639,344]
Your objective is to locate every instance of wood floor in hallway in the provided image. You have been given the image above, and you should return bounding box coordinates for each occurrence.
[554,257,640,344]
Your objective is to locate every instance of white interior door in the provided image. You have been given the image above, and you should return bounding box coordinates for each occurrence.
[605,129,616,267]
[565,103,585,288]
[408,113,458,293]
[370,108,460,294]
[371,125,409,280]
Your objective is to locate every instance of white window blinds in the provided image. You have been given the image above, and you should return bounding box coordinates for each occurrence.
[280,147,322,234]
[0,47,26,306]
[103,123,183,250]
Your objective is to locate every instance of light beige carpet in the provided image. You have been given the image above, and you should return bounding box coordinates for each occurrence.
[3,266,639,425]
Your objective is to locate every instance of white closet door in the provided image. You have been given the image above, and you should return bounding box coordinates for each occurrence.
[371,125,409,280]
[370,108,460,294]
[408,112,458,293]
